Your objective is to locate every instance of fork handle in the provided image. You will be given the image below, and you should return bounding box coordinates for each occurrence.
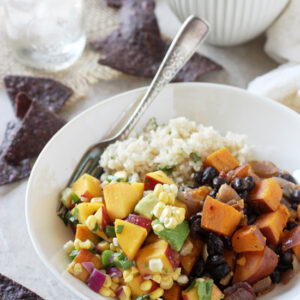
[111,16,210,141]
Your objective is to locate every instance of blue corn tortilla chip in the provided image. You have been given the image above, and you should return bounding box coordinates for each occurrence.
[91,0,221,81]
[104,0,122,8]
[0,122,31,186]
[3,100,66,164]
[4,76,73,114]
[0,273,44,299]
[15,92,32,119]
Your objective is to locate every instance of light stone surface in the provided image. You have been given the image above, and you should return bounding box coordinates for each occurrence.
[0,2,277,300]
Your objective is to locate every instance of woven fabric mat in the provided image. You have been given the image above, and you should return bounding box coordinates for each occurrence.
[0,0,122,105]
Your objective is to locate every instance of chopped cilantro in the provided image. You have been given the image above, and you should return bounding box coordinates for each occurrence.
[160,165,177,176]
[144,177,150,183]
[92,222,101,233]
[190,152,200,163]
[136,294,150,300]
[144,263,148,268]
[116,225,124,234]
[163,267,169,273]
[116,177,125,182]
[110,156,115,160]
[179,147,185,156]
[69,249,80,261]
[73,207,79,219]
[187,279,196,291]
[106,175,115,183]
[106,225,116,237]
[57,211,69,226]
[71,193,81,204]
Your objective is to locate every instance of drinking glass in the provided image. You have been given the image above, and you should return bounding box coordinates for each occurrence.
[2,0,86,71]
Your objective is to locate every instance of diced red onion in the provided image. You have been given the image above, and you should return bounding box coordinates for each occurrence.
[88,269,107,293]
[115,287,123,297]
[109,254,116,264]
[143,274,151,280]
[94,245,100,251]
[107,267,122,278]
[282,226,300,251]
[82,262,95,274]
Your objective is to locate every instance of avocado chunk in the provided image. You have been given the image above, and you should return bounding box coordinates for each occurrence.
[152,219,190,251]
[134,193,158,219]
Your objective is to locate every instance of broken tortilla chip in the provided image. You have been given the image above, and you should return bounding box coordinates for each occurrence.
[91,0,221,81]
[3,100,66,164]
[104,0,122,8]
[0,273,44,299]
[15,92,32,119]
[0,122,31,186]
[4,75,73,114]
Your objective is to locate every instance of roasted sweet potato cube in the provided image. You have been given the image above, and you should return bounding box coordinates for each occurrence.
[255,204,289,245]
[249,178,282,212]
[201,196,243,236]
[232,225,266,253]
[164,283,181,300]
[224,250,236,270]
[292,245,300,261]
[204,147,239,173]
[180,237,203,275]
[75,224,100,245]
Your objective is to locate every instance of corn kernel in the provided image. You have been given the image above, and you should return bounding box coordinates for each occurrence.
[91,197,103,203]
[152,274,162,284]
[172,268,181,281]
[73,263,82,276]
[131,266,139,275]
[170,184,178,195]
[80,240,92,250]
[149,258,163,273]
[141,280,152,291]
[123,270,133,283]
[123,286,131,298]
[162,184,171,193]
[63,240,74,254]
[153,223,164,232]
[159,207,172,222]
[154,184,163,197]
[150,288,164,299]
[100,287,113,297]
[113,237,119,247]
[74,239,81,251]
[164,217,177,229]
[103,275,112,288]
[160,275,173,290]
[110,243,117,251]
[114,171,128,181]
[97,241,110,251]
[167,192,175,205]
[159,191,169,203]
[112,277,120,283]
[85,215,97,232]
[153,202,166,218]
[177,275,189,285]
[111,282,119,291]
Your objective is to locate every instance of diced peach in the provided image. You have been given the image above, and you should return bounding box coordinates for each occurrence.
[180,237,203,275]
[115,219,147,260]
[233,247,278,284]
[163,283,181,300]
[103,182,144,221]
[201,196,243,236]
[255,204,289,245]
[204,147,239,173]
[232,225,266,253]
[75,224,100,245]
[211,284,224,300]
[136,240,180,275]
[93,205,111,240]
[249,178,282,212]
[143,170,175,190]
[71,202,102,224]
[71,173,102,200]
[128,275,158,297]
[67,249,102,282]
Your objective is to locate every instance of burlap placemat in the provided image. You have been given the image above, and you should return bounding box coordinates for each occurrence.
[0,0,122,105]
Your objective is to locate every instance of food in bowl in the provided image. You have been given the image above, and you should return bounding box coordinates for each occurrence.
[57,117,300,299]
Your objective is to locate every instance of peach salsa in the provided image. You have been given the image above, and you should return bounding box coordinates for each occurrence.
[58,147,300,300]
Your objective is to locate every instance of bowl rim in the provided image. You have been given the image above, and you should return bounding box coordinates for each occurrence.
[25,82,300,300]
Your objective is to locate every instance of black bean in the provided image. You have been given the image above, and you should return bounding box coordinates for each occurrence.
[194,171,203,185]
[206,254,226,268]
[210,263,231,280]
[222,236,232,249]
[188,214,201,225]
[286,222,297,230]
[278,172,297,184]
[189,215,208,239]
[292,203,299,211]
[201,167,217,185]
[280,250,293,265]
[270,269,281,283]
[292,189,300,203]
[192,259,205,277]
[244,176,255,191]
[209,189,218,198]
[207,232,224,255]
[247,214,257,225]
[231,177,248,192]
[203,272,212,279]
[212,177,226,190]
[238,190,249,201]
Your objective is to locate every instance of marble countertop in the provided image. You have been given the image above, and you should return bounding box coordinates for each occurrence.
[0,2,277,300]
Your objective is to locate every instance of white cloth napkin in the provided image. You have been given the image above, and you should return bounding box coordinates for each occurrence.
[247,0,300,113]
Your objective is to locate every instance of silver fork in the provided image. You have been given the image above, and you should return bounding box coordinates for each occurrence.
[68,16,210,186]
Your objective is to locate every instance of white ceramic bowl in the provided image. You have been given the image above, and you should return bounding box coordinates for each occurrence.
[26,83,300,300]
[167,0,289,46]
